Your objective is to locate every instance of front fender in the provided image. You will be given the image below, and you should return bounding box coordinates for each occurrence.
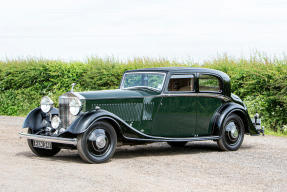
[66,110,124,135]
[65,109,151,139]
[22,107,42,130]
[214,103,258,136]
[22,107,59,130]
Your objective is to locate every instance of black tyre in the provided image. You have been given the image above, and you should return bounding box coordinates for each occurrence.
[27,129,61,157]
[167,141,187,147]
[77,121,117,163]
[217,114,245,151]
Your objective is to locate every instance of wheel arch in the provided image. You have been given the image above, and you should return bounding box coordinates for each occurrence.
[230,110,250,134]
[66,110,128,140]
[91,116,124,141]
[213,103,252,136]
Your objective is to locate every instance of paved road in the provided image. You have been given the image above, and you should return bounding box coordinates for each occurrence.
[0,116,287,192]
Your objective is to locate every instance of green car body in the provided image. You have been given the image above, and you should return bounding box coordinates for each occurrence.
[20,67,262,163]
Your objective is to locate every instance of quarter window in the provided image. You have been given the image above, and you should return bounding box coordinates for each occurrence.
[199,74,221,92]
[168,75,194,92]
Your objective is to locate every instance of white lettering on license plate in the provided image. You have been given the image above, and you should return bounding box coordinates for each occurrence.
[33,140,52,149]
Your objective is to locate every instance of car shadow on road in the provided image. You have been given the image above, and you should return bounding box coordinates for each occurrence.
[16,142,252,163]
[16,150,85,164]
[114,142,252,159]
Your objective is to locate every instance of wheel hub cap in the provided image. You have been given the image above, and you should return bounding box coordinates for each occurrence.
[226,122,239,139]
[95,135,107,149]
[230,127,239,139]
[88,129,108,149]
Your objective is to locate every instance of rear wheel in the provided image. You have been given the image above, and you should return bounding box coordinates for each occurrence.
[167,141,187,147]
[77,121,117,163]
[217,114,245,151]
[27,129,61,157]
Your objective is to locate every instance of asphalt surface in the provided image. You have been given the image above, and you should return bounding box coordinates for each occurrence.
[0,116,287,192]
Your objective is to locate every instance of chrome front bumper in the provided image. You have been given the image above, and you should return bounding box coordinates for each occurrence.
[19,132,78,146]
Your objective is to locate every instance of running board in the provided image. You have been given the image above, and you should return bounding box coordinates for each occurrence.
[123,135,220,142]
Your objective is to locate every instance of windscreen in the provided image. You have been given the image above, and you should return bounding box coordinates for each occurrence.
[122,72,166,91]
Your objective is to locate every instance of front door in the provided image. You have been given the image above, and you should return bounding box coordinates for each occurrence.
[152,74,196,137]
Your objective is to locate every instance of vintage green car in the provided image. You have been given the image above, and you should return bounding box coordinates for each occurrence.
[19,67,263,163]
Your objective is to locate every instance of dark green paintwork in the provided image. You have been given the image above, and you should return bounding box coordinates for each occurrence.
[153,95,197,137]
[196,96,223,136]
[81,89,161,135]
[78,88,226,137]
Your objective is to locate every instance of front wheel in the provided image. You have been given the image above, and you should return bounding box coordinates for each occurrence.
[27,129,61,157]
[217,114,245,151]
[77,121,117,163]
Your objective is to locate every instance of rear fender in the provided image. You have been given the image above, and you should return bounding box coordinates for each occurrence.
[213,103,257,135]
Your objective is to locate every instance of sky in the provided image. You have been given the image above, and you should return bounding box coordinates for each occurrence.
[0,0,287,62]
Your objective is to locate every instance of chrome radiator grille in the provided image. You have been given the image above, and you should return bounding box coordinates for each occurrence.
[59,96,77,129]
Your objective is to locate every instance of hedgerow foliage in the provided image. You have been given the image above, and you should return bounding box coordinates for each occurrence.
[0,56,286,133]
[202,56,287,133]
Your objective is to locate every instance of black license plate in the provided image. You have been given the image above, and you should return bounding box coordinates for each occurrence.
[33,140,52,149]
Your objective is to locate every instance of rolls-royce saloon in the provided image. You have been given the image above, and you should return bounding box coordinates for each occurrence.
[19,67,263,163]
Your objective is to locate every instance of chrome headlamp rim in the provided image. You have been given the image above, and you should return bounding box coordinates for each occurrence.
[69,97,82,116]
[40,96,54,113]
[51,115,61,129]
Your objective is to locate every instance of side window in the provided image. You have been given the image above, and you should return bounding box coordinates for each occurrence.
[168,75,194,92]
[199,74,221,92]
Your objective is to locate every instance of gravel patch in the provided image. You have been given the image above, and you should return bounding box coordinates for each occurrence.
[0,116,286,192]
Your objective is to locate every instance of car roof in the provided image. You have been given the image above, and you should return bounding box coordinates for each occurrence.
[126,67,230,79]
[125,67,231,96]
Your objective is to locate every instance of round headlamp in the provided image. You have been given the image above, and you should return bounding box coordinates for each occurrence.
[51,115,61,129]
[40,96,53,113]
[69,97,82,116]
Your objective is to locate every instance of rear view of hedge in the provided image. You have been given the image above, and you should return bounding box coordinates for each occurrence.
[0,56,286,134]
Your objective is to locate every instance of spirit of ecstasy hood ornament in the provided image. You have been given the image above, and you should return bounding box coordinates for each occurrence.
[71,83,76,92]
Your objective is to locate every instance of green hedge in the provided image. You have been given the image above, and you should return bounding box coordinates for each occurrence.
[202,56,287,134]
[0,56,286,134]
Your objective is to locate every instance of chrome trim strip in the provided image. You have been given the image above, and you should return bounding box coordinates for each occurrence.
[82,95,163,100]
[197,93,231,101]
[162,93,197,97]
[19,132,77,146]
[81,93,230,100]
[161,93,229,100]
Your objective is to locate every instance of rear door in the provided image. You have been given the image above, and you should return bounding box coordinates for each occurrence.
[196,74,224,136]
[152,74,197,137]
